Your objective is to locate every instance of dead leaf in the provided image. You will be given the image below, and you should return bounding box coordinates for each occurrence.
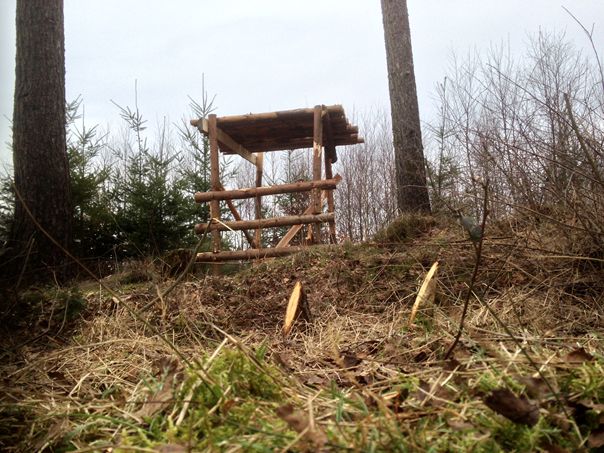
[383,388,409,413]
[136,371,178,419]
[516,375,550,400]
[565,347,594,364]
[412,380,455,407]
[341,352,362,369]
[33,419,69,451]
[588,427,604,449]
[443,358,462,372]
[304,374,328,387]
[409,261,439,326]
[483,388,539,426]
[276,403,327,450]
[447,418,474,430]
[273,351,293,370]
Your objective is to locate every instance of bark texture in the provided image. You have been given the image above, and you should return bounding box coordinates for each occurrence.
[9,0,71,278]
[381,0,431,213]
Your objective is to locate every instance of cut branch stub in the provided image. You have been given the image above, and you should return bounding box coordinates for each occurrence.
[283,281,311,336]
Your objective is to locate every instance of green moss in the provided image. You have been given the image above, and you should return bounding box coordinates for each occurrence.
[561,360,604,403]
[374,214,436,243]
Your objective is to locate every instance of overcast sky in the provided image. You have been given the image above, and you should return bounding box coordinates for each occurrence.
[1,0,603,169]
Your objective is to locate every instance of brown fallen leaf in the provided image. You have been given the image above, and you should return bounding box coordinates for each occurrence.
[483,388,539,426]
[412,380,455,407]
[447,418,474,430]
[565,347,594,364]
[516,375,550,400]
[33,419,69,451]
[304,374,328,387]
[383,388,410,413]
[136,371,179,419]
[273,351,293,370]
[340,352,362,369]
[588,427,604,449]
[276,403,327,450]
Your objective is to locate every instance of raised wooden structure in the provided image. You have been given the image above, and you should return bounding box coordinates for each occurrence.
[191,104,363,263]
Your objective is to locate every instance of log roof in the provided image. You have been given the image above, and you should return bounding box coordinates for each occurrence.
[192,104,363,162]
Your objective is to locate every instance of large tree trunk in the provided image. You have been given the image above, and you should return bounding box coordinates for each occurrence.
[381,0,431,213]
[8,0,71,280]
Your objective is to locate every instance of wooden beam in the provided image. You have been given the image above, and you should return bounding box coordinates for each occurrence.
[323,110,338,164]
[209,104,346,126]
[221,134,362,153]
[194,175,342,203]
[196,246,306,262]
[192,118,258,165]
[254,152,264,248]
[312,105,324,242]
[324,153,337,244]
[275,192,327,248]
[218,184,255,247]
[195,213,334,234]
[208,114,221,275]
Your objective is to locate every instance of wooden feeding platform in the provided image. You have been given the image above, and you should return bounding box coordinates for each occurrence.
[190,104,363,264]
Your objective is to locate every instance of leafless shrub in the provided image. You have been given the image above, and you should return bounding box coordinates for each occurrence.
[427,31,604,258]
[335,107,397,241]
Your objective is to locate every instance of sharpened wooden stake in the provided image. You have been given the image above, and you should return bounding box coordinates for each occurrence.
[283,281,311,336]
[408,261,439,327]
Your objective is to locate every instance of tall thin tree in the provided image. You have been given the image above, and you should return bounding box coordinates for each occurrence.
[8,0,72,280]
[381,0,431,213]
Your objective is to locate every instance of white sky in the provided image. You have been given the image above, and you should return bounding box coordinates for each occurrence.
[1,0,603,169]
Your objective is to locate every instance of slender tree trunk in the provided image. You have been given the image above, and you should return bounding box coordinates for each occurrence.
[381,0,431,213]
[8,0,72,280]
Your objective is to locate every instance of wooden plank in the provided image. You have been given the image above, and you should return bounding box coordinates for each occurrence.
[220,135,362,153]
[193,118,257,165]
[276,191,328,248]
[194,175,342,203]
[196,246,306,262]
[254,152,264,248]
[323,110,338,164]
[195,213,334,233]
[211,104,345,125]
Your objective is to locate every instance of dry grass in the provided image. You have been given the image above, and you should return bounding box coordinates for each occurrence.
[1,219,603,451]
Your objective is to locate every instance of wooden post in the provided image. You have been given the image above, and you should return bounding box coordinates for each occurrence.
[324,154,337,244]
[208,114,221,274]
[254,152,264,248]
[312,105,324,243]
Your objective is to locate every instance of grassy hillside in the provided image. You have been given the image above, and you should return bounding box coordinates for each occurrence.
[1,216,603,451]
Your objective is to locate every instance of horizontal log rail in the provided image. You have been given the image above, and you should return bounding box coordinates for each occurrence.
[194,175,342,203]
[195,213,334,234]
[196,246,305,262]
